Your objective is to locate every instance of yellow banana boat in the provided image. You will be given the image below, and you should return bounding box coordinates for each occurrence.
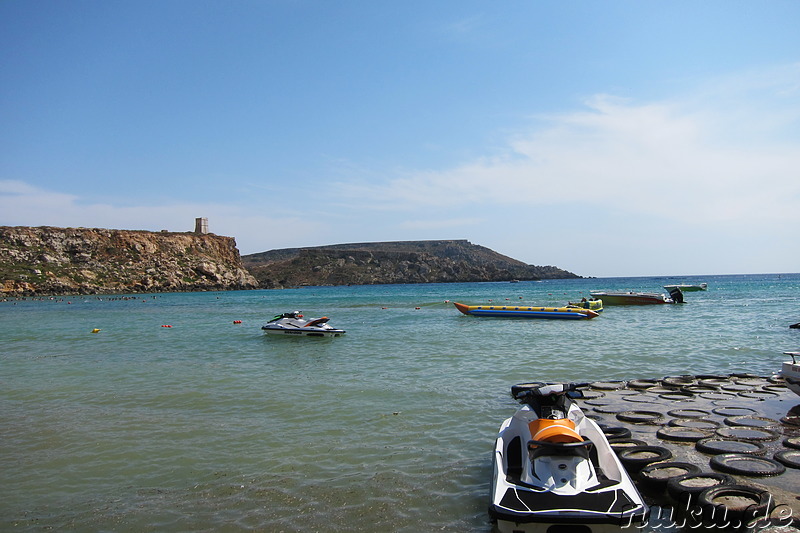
[454,302,599,319]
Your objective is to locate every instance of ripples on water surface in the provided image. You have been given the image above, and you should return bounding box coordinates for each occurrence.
[1,274,799,531]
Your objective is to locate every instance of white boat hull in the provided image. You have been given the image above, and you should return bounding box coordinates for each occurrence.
[261,312,345,338]
[262,326,344,337]
[782,352,800,396]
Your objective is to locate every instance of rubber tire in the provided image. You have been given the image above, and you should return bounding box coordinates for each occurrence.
[695,438,766,456]
[603,426,632,441]
[783,436,800,450]
[666,472,736,506]
[710,453,786,476]
[610,439,648,453]
[715,426,780,442]
[638,461,701,490]
[712,406,757,417]
[667,408,710,419]
[616,410,664,424]
[656,426,714,442]
[698,484,775,526]
[628,379,660,389]
[774,449,800,469]
[724,415,780,428]
[616,445,673,473]
[668,418,720,429]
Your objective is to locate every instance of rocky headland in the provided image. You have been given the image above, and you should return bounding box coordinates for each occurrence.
[1,228,580,296]
[242,240,579,289]
[0,226,258,296]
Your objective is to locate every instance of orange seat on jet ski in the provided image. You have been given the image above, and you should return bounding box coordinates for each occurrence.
[528,419,583,444]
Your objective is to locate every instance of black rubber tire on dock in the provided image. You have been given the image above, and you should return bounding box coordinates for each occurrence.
[697,484,775,526]
[602,426,632,441]
[656,426,715,443]
[695,438,767,456]
[616,445,673,473]
[783,436,800,450]
[638,461,702,491]
[668,418,720,429]
[628,379,660,389]
[774,449,800,469]
[709,453,786,477]
[712,406,757,417]
[666,472,736,506]
[723,415,780,428]
[667,408,710,419]
[616,410,664,424]
[662,376,695,388]
[610,439,648,453]
[715,426,780,442]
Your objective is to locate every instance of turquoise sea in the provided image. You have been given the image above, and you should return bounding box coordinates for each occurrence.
[2,274,799,532]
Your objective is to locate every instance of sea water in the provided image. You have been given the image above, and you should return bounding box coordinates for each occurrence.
[1,274,799,532]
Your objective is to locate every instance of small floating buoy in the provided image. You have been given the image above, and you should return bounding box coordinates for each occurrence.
[415,307,421,310]
[91,328,101,334]
[161,325,172,328]
[233,320,242,324]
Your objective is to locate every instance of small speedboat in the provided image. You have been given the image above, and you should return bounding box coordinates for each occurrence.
[261,311,345,337]
[781,352,800,396]
[663,283,707,292]
[453,302,599,319]
[566,298,603,312]
[589,288,683,305]
[489,382,648,532]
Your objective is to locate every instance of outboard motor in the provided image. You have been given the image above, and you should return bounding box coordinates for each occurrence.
[668,287,684,303]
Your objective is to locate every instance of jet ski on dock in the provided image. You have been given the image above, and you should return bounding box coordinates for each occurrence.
[261,311,345,337]
[489,382,648,532]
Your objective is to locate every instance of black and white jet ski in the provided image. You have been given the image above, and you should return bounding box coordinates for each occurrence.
[489,382,648,533]
[261,311,345,337]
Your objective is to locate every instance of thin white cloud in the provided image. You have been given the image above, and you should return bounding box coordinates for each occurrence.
[334,66,800,232]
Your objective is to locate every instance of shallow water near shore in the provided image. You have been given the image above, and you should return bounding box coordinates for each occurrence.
[1,273,799,531]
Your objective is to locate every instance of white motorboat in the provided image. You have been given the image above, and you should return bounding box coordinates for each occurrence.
[663,283,707,292]
[589,288,683,305]
[261,311,345,337]
[781,352,800,396]
[489,382,648,532]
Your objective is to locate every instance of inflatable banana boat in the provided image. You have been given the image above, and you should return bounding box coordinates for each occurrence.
[454,302,599,320]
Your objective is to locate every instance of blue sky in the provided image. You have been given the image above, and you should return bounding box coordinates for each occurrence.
[2,1,799,277]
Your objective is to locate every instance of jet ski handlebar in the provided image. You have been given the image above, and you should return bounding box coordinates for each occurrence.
[512,382,589,399]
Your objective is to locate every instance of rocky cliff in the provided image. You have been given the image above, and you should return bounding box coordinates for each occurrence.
[242,240,579,288]
[0,226,258,296]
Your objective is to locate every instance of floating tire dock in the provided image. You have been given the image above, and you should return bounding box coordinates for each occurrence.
[576,373,800,527]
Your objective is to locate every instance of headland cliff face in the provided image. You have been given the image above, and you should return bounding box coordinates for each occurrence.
[242,240,579,289]
[0,226,258,296]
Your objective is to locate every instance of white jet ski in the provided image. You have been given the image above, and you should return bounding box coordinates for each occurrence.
[261,311,345,337]
[489,382,648,533]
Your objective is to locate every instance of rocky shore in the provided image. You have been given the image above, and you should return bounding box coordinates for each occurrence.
[1,228,580,296]
[0,226,258,296]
